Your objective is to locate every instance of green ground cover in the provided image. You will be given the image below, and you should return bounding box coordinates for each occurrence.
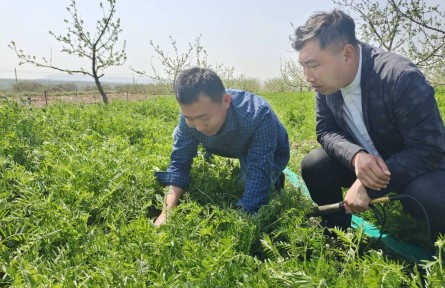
[0,92,444,286]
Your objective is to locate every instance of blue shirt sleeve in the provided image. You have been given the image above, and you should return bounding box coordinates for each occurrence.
[236,112,277,213]
[155,117,198,189]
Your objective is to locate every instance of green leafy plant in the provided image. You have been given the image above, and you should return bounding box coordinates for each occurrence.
[0,91,444,286]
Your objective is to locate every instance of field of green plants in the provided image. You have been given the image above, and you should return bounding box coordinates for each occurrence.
[1,91,444,287]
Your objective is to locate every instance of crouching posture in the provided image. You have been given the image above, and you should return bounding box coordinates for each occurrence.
[293,10,445,234]
[154,67,290,226]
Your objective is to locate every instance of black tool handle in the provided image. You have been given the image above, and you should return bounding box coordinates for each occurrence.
[308,201,345,216]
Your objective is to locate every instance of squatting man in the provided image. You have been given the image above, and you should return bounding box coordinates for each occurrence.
[295,9,445,235]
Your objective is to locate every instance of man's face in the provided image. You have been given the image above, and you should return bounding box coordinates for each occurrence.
[180,93,231,136]
[298,39,351,95]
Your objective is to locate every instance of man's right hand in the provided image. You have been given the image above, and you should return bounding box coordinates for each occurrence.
[154,211,167,227]
[352,151,391,190]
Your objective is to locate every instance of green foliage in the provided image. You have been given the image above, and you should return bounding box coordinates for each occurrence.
[227,76,262,93]
[0,92,444,286]
[436,87,445,117]
[261,92,318,173]
[421,235,445,286]
[263,77,289,93]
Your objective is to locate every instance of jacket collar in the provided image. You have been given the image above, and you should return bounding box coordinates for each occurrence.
[359,42,374,87]
[217,104,238,136]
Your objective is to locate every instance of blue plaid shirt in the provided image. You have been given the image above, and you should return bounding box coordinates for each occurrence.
[155,89,290,213]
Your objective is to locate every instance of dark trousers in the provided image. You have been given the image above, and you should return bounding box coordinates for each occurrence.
[301,147,445,232]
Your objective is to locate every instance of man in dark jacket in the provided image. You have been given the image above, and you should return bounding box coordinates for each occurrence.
[293,9,445,233]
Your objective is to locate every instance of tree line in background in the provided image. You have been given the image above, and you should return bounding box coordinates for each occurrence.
[8,0,445,104]
[333,0,445,85]
[2,75,300,99]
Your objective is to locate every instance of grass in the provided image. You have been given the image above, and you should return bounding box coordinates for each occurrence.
[0,91,444,286]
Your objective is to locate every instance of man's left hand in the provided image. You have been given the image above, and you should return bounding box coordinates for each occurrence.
[352,151,390,190]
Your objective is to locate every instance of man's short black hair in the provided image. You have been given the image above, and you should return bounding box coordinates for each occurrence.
[291,9,358,52]
[174,67,226,105]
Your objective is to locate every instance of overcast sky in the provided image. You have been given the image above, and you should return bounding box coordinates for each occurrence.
[0,0,336,82]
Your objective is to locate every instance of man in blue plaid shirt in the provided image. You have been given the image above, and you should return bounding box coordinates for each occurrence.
[154,67,289,226]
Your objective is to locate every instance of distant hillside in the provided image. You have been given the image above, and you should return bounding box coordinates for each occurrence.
[0,79,18,89]
[0,76,153,90]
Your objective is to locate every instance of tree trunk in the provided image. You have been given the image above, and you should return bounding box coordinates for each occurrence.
[93,75,109,104]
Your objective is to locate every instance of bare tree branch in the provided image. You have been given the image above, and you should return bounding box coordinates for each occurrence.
[333,0,445,83]
[280,58,311,91]
[9,0,126,104]
[132,35,207,92]
[388,0,445,34]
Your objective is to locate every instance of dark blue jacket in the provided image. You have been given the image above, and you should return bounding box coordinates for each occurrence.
[316,42,445,195]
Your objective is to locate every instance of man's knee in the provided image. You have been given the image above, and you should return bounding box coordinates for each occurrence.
[301,147,330,179]
[301,148,351,182]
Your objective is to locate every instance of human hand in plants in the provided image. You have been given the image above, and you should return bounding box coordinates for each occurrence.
[154,211,167,227]
[352,151,390,190]
[343,179,371,214]
[154,185,183,227]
